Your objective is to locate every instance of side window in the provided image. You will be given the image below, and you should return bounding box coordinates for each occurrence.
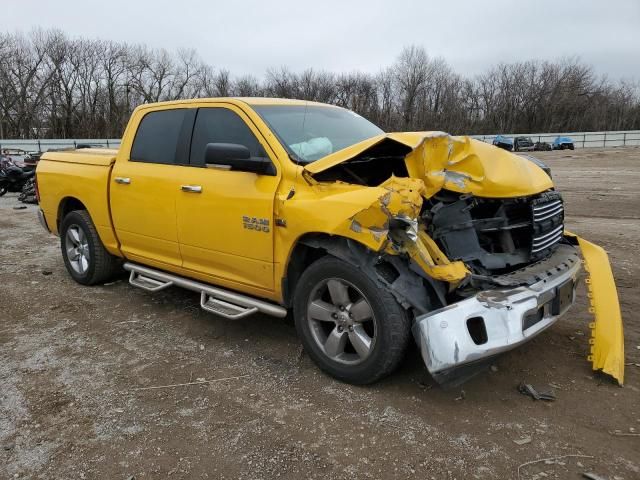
[130,109,186,164]
[190,108,263,165]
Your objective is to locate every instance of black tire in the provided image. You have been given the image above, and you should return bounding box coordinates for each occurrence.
[60,210,120,285]
[293,256,411,384]
[0,184,7,197]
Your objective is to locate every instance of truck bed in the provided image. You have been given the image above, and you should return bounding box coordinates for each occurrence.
[42,148,118,166]
[37,148,119,253]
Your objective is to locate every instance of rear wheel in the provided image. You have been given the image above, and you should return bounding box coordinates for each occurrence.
[293,257,411,384]
[60,210,120,285]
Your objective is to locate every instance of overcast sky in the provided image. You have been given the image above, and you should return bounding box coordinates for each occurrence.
[5,0,640,80]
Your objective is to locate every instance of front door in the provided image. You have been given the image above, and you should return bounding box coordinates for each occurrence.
[174,105,280,291]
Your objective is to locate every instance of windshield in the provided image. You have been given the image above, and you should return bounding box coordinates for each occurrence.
[253,105,384,163]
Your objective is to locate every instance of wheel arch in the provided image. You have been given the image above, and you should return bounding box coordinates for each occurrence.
[281,232,442,314]
[57,196,88,230]
[281,233,345,308]
[55,196,121,258]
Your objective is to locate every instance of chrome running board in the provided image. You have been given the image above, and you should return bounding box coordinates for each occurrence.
[123,262,287,320]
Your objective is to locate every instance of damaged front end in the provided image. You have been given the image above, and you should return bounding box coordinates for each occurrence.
[301,132,625,385]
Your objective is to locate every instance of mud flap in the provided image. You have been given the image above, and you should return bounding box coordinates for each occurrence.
[568,233,625,384]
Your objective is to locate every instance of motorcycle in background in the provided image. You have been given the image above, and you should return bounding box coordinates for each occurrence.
[0,154,35,197]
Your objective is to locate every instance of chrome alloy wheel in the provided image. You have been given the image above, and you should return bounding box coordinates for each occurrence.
[307,278,377,365]
[65,224,90,274]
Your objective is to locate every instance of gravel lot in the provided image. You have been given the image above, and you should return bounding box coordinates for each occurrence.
[1,147,639,479]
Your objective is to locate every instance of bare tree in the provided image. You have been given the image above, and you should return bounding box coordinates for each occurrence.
[0,32,638,140]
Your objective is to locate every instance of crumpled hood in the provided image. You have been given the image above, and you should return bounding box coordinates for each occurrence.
[304,132,553,198]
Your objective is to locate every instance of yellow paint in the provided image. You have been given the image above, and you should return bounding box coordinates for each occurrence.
[36,150,120,255]
[305,131,553,199]
[566,232,625,384]
[408,232,470,283]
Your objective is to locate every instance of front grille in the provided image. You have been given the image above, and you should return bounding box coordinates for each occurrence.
[427,189,565,275]
[530,193,564,258]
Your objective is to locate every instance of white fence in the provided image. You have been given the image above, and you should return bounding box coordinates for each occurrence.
[1,130,640,152]
[470,130,640,149]
[0,138,121,152]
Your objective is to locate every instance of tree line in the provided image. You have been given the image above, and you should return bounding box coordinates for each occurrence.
[1,29,639,140]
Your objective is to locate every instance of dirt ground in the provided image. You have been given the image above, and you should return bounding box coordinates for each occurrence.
[1,147,639,480]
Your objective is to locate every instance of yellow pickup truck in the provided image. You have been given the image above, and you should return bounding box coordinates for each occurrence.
[35,98,624,385]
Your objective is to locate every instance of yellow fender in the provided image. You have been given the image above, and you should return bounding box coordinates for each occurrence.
[567,232,625,384]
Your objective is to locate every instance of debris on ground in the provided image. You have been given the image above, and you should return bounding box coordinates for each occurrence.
[513,436,532,445]
[517,454,594,480]
[131,374,249,391]
[12,205,27,210]
[518,382,557,401]
[609,430,640,437]
[582,473,607,480]
[454,389,466,401]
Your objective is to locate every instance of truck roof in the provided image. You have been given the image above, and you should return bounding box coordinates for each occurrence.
[134,97,340,110]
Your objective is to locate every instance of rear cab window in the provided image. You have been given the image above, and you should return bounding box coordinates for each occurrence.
[130,109,187,164]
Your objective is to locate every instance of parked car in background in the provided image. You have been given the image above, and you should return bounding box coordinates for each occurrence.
[553,136,575,150]
[492,135,513,151]
[513,136,534,152]
[534,141,552,151]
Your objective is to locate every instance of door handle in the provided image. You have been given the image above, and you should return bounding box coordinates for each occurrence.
[181,185,202,193]
[114,177,131,185]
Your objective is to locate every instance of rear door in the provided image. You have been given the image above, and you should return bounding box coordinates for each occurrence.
[174,104,280,291]
[110,108,194,267]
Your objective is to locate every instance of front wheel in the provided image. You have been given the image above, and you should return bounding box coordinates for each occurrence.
[293,256,411,384]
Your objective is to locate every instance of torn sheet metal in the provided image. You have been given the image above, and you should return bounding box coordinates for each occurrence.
[566,232,625,384]
[333,176,469,283]
[397,132,553,198]
[339,175,425,243]
[303,131,553,199]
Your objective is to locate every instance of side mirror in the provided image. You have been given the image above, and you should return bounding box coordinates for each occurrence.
[204,143,274,175]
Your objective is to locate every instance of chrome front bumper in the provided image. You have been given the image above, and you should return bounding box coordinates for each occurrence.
[413,252,581,383]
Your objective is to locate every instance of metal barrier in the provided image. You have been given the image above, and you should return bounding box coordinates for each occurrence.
[0,139,121,152]
[1,131,640,153]
[471,131,640,149]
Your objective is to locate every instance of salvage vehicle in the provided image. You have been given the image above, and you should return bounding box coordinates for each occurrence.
[35,98,624,386]
[492,135,513,151]
[553,136,575,150]
[513,136,534,152]
[534,141,552,151]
